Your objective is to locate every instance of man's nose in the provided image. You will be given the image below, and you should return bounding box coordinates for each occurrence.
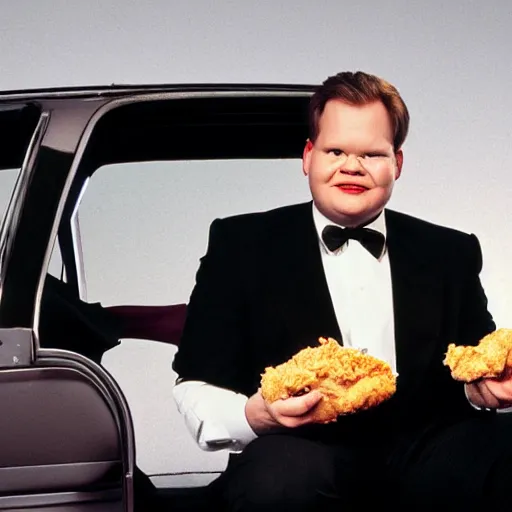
[340,154,363,173]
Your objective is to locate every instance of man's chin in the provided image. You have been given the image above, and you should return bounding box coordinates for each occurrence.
[328,207,382,228]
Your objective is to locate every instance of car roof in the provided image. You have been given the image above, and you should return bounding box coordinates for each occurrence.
[0,83,315,171]
[0,83,316,102]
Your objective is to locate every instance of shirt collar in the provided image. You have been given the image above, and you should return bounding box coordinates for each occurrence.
[312,202,387,255]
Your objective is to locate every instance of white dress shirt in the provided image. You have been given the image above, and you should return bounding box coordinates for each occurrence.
[312,205,397,373]
[172,204,507,451]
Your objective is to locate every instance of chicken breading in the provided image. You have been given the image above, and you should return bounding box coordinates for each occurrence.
[260,337,397,423]
[443,328,512,382]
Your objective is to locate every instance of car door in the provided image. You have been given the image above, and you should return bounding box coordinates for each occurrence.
[0,87,313,488]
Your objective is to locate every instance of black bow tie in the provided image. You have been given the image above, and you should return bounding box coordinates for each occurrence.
[321,225,385,259]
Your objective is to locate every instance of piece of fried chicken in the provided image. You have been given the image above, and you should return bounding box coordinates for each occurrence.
[443,328,512,382]
[260,337,397,423]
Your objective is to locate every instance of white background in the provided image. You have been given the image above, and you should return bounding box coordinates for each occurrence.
[1,0,512,479]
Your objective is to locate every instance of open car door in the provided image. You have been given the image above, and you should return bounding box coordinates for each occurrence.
[0,84,313,510]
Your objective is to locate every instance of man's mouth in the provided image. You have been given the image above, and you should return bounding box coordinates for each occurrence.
[336,184,368,194]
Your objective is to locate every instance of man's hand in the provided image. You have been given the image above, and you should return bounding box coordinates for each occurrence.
[465,366,512,410]
[245,389,324,435]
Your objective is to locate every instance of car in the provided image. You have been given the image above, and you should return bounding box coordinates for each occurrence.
[0,83,314,511]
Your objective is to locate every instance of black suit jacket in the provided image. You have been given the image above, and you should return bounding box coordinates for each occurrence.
[173,202,496,441]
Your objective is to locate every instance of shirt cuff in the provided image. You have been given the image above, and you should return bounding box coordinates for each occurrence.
[173,380,258,451]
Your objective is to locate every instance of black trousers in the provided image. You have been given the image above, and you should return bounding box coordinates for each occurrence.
[206,413,512,512]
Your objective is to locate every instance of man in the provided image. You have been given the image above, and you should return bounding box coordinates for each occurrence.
[172,71,512,511]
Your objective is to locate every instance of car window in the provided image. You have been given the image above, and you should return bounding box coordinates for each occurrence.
[0,169,20,224]
[0,169,66,278]
[74,158,309,478]
[0,104,42,227]
[0,104,44,300]
[47,236,64,280]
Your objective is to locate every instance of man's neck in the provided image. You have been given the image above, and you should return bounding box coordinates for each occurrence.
[312,203,386,231]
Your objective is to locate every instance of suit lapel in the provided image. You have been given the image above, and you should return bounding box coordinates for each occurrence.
[385,210,443,399]
[272,202,342,351]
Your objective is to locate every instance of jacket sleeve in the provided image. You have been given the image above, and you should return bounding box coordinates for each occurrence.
[172,218,250,393]
[457,234,496,346]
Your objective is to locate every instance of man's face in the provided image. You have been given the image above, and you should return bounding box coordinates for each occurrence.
[303,99,403,227]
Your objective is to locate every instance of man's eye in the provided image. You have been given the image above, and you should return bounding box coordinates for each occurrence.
[363,153,387,159]
[329,149,344,156]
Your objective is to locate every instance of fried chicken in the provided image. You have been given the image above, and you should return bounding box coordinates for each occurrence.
[443,328,512,382]
[260,337,397,423]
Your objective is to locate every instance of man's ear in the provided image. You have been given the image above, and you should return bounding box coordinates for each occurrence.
[394,149,403,180]
[303,139,313,176]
